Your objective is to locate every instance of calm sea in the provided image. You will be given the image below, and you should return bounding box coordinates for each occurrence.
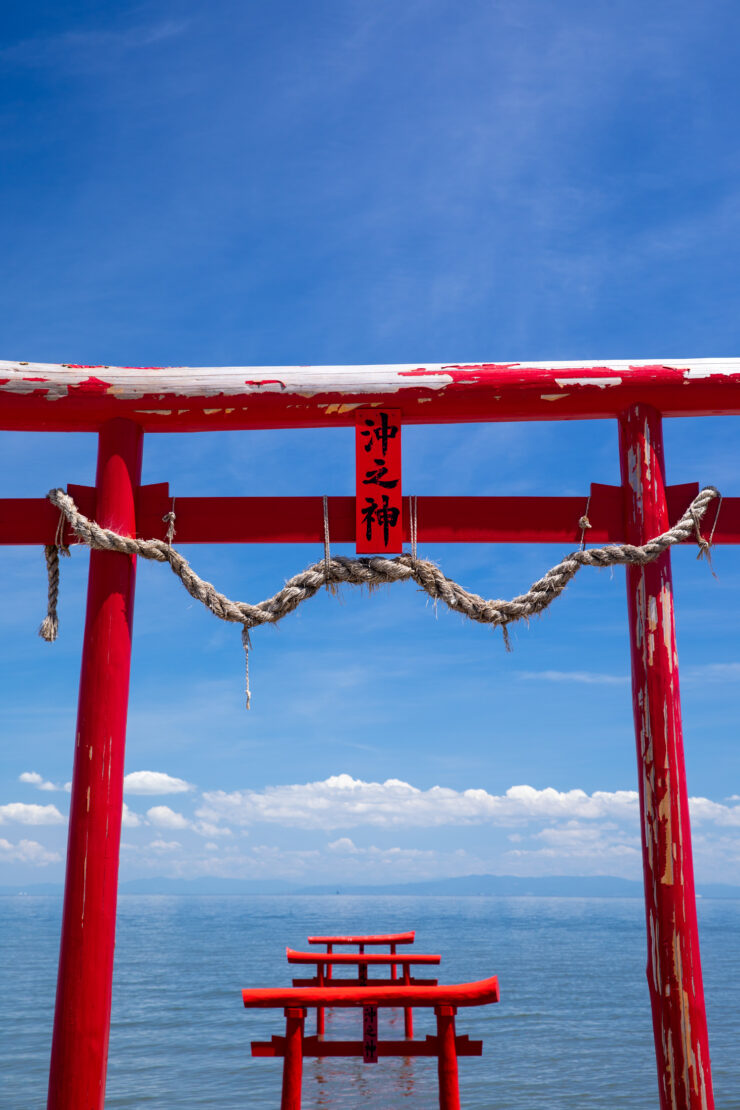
[2,895,738,1109]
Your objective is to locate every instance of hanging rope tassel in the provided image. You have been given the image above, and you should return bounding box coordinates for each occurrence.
[39,543,70,643]
[241,625,252,710]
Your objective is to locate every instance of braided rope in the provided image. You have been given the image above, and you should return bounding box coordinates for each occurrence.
[38,542,70,642]
[40,486,719,649]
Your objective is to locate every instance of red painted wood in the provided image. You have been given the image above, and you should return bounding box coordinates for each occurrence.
[286,948,440,966]
[280,1008,305,1110]
[363,1004,379,1062]
[355,409,403,553]
[436,1007,461,1110]
[242,976,500,1010]
[4,485,725,547]
[307,931,415,945]
[47,419,142,1110]
[292,976,437,988]
[620,406,714,1110]
[251,1034,483,1058]
[402,963,414,1039]
[316,964,325,1036]
[5,360,740,431]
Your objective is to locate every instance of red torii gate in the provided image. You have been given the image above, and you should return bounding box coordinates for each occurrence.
[2,357,739,1110]
[243,975,500,1110]
[306,930,418,1035]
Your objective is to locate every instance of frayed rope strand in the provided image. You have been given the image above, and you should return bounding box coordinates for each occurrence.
[40,485,721,698]
[38,543,70,643]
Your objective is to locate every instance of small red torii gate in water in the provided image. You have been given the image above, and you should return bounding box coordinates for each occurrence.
[2,357,740,1110]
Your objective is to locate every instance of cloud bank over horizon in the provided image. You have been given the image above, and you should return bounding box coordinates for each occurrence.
[4,769,740,885]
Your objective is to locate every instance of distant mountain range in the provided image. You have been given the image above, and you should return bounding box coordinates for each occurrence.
[2,873,740,898]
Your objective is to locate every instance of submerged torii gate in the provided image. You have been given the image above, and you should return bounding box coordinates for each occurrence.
[2,358,740,1110]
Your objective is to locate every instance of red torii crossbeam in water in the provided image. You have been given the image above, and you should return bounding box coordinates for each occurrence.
[0,358,732,1110]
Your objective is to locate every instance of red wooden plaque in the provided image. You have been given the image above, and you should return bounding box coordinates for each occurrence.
[355,409,402,554]
[363,1004,378,1063]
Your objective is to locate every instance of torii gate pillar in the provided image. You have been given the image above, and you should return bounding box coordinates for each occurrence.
[47,419,142,1110]
[620,404,713,1110]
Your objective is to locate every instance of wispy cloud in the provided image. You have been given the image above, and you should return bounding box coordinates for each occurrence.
[683,662,740,682]
[516,670,629,685]
[0,19,189,68]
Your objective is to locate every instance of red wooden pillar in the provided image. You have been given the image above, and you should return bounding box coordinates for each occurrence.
[280,1008,306,1110]
[402,963,414,1039]
[619,405,713,1110]
[316,963,325,1035]
[435,1005,460,1110]
[47,419,143,1110]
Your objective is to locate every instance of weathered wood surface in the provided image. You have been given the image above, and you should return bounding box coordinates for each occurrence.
[620,405,714,1110]
[3,358,740,430]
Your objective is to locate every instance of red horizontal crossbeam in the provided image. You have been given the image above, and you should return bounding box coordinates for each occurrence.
[292,976,438,988]
[251,1034,483,1058]
[286,948,440,967]
[3,359,740,431]
[307,931,415,945]
[2,482,731,546]
[242,976,499,1009]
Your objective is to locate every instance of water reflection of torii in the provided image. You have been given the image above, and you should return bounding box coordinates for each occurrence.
[1,357,736,1110]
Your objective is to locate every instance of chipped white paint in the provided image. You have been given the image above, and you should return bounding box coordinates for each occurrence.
[2,358,740,404]
[553,376,623,388]
[0,361,455,401]
[620,403,714,1110]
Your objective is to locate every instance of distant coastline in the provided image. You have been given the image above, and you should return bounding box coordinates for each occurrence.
[3,873,740,898]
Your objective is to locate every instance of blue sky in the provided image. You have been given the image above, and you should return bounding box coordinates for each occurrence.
[1,0,740,887]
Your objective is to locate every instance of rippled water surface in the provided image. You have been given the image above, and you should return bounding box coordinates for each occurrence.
[2,894,739,1109]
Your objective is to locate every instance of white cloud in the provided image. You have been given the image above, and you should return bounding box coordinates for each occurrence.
[19,771,60,791]
[146,805,190,830]
[148,839,182,852]
[0,802,65,826]
[328,837,359,853]
[688,797,740,828]
[124,771,194,796]
[197,774,641,830]
[505,820,642,876]
[191,821,233,839]
[0,837,61,865]
[121,803,142,829]
[195,773,740,838]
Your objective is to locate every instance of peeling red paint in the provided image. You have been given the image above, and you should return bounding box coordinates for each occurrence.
[620,405,714,1110]
[3,359,740,431]
[69,377,111,394]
